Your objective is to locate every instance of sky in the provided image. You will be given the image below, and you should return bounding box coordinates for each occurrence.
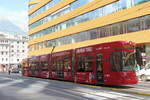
[0,0,28,32]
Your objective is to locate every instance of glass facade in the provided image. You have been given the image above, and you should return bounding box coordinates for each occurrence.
[29,0,150,40]
[28,0,150,52]
[29,14,150,51]
[29,0,33,2]
[29,0,61,19]
[134,0,150,5]
[29,4,37,9]
[29,5,71,29]
[29,0,92,29]
[70,0,92,10]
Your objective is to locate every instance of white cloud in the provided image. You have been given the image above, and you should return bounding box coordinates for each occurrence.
[0,8,28,32]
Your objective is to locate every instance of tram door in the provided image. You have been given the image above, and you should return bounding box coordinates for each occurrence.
[96,53,103,84]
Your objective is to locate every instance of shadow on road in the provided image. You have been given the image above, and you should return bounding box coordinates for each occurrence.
[1,72,149,99]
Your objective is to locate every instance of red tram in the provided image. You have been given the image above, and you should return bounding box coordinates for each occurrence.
[22,41,138,85]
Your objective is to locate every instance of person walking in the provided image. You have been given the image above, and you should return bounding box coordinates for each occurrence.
[8,69,11,75]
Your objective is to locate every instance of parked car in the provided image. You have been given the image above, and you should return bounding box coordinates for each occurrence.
[11,68,19,73]
[137,62,150,81]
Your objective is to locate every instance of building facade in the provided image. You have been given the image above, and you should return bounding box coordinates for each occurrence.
[28,0,150,66]
[0,32,28,69]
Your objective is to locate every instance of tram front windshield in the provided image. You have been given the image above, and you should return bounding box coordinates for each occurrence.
[111,51,136,72]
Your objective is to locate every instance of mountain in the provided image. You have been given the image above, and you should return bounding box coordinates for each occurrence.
[0,18,26,35]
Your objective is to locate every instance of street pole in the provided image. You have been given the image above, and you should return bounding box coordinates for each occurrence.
[49,46,56,77]
[50,46,56,62]
[51,46,56,54]
[8,38,11,72]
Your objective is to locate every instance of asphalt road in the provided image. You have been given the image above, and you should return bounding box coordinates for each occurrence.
[0,72,149,100]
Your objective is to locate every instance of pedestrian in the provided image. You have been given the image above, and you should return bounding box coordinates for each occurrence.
[136,64,141,71]
[8,69,11,75]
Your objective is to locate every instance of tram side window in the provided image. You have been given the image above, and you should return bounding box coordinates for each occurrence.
[41,61,48,71]
[85,56,93,72]
[96,53,103,72]
[30,62,38,71]
[30,63,35,70]
[52,60,57,71]
[77,57,84,72]
[56,59,59,71]
[57,58,63,71]
[77,56,93,72]
[36,62,40,71]
[110,52,122,71]
[64,56,71,71]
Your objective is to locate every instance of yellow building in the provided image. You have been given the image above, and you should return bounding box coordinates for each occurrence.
[28,0,150,65]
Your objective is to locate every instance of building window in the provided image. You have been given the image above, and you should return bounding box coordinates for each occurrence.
[142,15,150,30]
[126,18,141,33]
[134,0,149,5]
[110,24,121,36]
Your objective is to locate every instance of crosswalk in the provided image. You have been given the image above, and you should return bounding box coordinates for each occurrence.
[0,76,147,100]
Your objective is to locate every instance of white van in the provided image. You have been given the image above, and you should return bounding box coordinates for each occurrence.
[137,62,150,81]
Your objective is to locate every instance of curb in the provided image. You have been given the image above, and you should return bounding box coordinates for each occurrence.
[109,88,150,96]
[50,80,150,96]
[77,83,150,96]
